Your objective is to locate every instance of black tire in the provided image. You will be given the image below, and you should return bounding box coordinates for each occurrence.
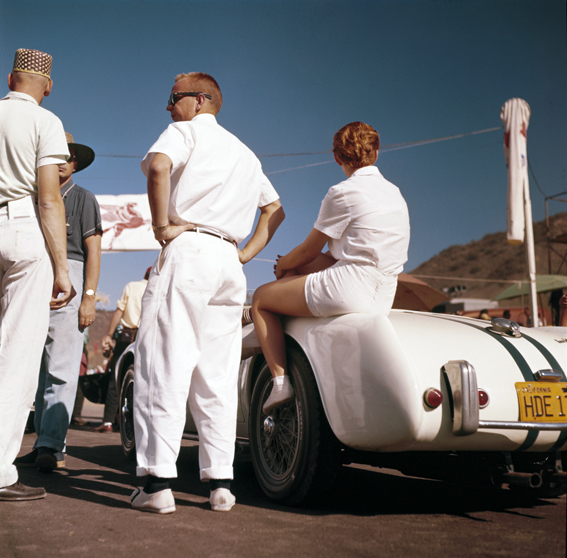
[249,341,342,506]
[119,364,136,460]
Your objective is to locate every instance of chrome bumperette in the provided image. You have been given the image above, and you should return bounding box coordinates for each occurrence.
[442,360,479,436]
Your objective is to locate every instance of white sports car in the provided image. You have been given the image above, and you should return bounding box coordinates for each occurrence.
[116,312,567,505]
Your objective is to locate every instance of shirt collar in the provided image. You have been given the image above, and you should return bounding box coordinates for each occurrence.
[351,165,380,178]
[3,91,39,105]
[192,113,217,124]
[60,179,76,199]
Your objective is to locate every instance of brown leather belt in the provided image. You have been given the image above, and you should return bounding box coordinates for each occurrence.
[187,228,236,246]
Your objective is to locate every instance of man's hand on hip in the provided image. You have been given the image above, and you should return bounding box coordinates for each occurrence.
[154,223,196,247]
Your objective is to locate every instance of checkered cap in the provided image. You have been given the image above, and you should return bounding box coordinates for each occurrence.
[12,49,53,79]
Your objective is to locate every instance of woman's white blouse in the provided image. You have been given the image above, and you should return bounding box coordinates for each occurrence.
[314,166,410,275]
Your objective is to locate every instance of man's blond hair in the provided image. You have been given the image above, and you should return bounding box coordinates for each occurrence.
[175,72,223,113]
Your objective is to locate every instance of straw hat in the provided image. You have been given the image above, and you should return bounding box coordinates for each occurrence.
[65,132,95,173]
[12,49,53,79]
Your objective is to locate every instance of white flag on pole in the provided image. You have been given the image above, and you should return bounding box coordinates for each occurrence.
[97,194,160,252]
[500,98,531,245]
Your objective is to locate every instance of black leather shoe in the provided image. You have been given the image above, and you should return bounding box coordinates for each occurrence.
[0,482,46,501]
[35,447,65,472]
[14,449,38,467]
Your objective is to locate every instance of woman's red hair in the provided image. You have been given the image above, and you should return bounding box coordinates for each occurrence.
[333,121,380,169]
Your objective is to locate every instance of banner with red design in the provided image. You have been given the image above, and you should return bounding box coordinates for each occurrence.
[500,98,531,244]
[96,194,160,252]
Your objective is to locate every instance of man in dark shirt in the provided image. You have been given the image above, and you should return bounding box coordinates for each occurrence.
[15,133,102,471]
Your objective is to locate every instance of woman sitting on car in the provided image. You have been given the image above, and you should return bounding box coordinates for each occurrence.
[251,121,411,414]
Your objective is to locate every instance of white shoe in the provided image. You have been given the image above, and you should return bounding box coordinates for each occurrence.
[131,487,176,514]
[263,377,295,414]
[210,488,236,512]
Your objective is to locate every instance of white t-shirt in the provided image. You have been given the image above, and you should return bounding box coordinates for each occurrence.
[0,91,69,204]
[314,166,410,275]
[141,113,279,244]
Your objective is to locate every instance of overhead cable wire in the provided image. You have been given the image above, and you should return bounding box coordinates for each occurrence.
[262,126,504,176]
[265,160,334,175]
[380,126,503,153]
[97,125,504,161]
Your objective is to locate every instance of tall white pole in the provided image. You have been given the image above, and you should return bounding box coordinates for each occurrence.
[523,185,539,326]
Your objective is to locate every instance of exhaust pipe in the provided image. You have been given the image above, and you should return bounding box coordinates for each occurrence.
[501,471,543,489]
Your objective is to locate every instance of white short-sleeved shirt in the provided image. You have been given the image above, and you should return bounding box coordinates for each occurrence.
[0,91,69,204]
[314,165,410,275]
[141,113,279,244]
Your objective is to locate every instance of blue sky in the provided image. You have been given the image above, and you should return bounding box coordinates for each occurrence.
[1,0,565,306]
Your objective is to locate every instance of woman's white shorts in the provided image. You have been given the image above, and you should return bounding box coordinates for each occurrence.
[304,260,398,318]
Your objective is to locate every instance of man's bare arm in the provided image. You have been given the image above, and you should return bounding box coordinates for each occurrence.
[37,164,75,308]
[238,200,285,264]
[147,153,194,244]
[101,307,125,353]
[79,232,102,330]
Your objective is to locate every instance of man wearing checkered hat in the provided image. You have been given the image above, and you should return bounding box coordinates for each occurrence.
[0,49,75,501]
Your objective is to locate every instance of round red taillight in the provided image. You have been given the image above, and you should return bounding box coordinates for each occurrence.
[478,389,489,408]
[423,387,443,409]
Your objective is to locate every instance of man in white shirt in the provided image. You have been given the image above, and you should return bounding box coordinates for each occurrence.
[0,49,74,501]
[132,72,284,514]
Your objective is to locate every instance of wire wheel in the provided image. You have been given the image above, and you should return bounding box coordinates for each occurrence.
[249,341,341,506]
[119,364,136,459]
[256,380,302,478]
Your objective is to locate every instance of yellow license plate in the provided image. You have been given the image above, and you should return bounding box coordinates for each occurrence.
[515,382,567,422]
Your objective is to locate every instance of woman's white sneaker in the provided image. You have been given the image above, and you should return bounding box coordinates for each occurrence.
[263,376,295,414]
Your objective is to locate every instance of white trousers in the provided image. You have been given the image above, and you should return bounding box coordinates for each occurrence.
[134,231,246,480]
[0,198,53,488]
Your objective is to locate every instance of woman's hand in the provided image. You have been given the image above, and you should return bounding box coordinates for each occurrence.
[275,255,291,280]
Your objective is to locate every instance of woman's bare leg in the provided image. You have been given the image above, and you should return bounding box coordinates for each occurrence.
[251,274,313,379]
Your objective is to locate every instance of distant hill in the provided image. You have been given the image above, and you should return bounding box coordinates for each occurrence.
[409,212,567,301]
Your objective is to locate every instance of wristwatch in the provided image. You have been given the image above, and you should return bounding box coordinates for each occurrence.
[84,289,95,296]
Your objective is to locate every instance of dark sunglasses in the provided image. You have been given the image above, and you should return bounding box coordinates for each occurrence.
[168,91,212,107]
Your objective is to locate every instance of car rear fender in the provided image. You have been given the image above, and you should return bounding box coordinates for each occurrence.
[283,314,423,451]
